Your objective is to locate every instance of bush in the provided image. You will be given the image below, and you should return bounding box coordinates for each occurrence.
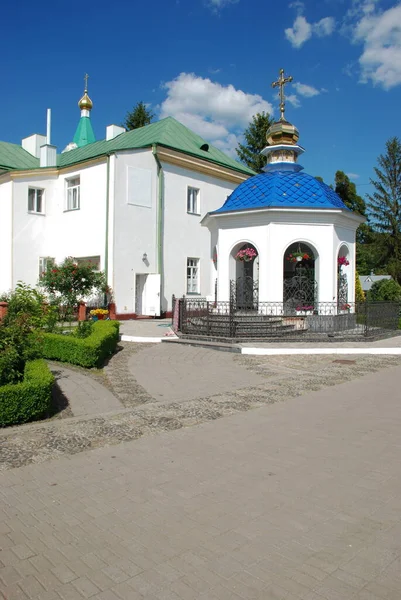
[0,359,54,427]
[368,278,401,302]
[41,321,120,368]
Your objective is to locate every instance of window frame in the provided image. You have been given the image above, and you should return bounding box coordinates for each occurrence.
[74,256,101,271]
[38,256,55,279]
[187,186,200,215]
[65,177,81,211]
[186,257,200,295]
[28,187,45,215]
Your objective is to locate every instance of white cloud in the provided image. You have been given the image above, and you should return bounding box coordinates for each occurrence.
[351,3,401,89]
[346,172,360,179]
[285,12,335,48]
[314,16,336,37]
[292,82,321,97]
[285,16,312,48]
[286,94,301,108]
[160,73,274,157]
[206,0,238,12]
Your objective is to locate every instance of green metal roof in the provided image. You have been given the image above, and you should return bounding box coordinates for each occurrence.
[73,116,96,148]
[0,141,39,170]
[0,117,255,176]
[59,117,254,175]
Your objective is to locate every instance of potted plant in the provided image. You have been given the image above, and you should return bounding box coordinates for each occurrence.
[338,256,349,268]
[90,308,109,321]
[287,251,311,263]
[235,247,257,262]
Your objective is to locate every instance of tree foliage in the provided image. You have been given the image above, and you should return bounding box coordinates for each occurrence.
[236,112,274,173]
[368,278,401,302]
[123,101,154,131]
[366,137,401,283]
[39,257,107,321]
[335,171,366,215]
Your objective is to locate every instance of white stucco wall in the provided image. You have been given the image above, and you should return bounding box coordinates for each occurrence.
[162,163,236,310]
[112,149,158,314]
[0,180,13,293]
[211,209,359,304]
[11,162,107,289]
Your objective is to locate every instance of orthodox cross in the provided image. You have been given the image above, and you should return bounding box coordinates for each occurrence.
[84,73,89,92]
[271,69,293,121]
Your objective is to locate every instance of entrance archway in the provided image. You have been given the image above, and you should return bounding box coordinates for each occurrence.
[283,242,317,311]
[230,242,259,310]
[337,245,350,308]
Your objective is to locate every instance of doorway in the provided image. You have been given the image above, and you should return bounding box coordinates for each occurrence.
[135,273,161,316]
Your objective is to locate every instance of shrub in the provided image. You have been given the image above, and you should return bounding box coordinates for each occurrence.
[42,321,120,368]
[368,278,401,302]
[355,270,365,303]
[74,321,94,339]
[0,359,54,427]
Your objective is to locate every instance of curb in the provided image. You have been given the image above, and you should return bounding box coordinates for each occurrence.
[241,347,401,356]
[120,334,178,344]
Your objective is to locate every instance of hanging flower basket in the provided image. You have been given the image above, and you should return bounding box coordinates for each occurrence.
[287,252,311,263]
[235,248,257,262]
[338,256,349,268]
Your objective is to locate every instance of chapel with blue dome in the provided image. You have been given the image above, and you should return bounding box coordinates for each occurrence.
[203,68,364,308]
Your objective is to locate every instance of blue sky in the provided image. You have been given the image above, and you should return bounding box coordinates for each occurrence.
[2,0,401,193]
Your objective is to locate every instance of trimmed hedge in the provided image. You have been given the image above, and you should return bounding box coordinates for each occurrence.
[42,320,120,368]
[0,360,54,427]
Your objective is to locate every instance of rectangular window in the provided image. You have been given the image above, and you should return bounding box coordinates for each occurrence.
[39,257,54,279]
[28,188,44,214]
[66,177,80,211]
[187,258,199,294]
[187,187,200,215]
[74,256,101,270]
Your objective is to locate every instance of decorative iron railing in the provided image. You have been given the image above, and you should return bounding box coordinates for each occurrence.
[176,299,400,340]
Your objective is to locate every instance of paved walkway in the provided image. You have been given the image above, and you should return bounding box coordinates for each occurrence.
[49,364,122,417]
[127,344,266,403]
[2,365,401,599]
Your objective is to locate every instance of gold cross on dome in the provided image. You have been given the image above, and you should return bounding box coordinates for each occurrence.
[271,68,293,121]
[84,73,89,92]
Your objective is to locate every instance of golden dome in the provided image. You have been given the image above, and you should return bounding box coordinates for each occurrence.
[78,90,93,111]
[266,119,299,146]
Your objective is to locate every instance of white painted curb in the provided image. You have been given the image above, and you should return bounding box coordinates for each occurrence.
[120,334,178,344]
[241,347,401,356]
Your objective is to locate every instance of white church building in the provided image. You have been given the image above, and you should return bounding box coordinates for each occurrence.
[0,70,363,321]
[0,81,253,318]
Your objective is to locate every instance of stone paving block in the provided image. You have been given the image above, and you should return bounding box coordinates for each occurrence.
[71,576,101,598]
[0,584,29,600]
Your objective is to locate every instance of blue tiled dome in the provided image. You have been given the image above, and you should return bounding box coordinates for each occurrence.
[214,170,348,213]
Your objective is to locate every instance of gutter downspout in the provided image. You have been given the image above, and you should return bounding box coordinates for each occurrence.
[152,144,164,312]
[104,154,111,303]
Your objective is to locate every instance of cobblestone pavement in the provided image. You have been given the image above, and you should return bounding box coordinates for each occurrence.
[1,342,401,472]
[2,362,401,599]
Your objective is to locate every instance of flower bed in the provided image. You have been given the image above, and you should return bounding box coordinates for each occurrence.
[41,321,120,368]
[0,359,54,427]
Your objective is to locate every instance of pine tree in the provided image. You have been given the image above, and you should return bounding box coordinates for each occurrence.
[366,137,401,283]
[123,102,154,131]
[236,112,274,173]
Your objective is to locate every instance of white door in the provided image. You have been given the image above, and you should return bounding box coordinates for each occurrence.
[142,274,161,316]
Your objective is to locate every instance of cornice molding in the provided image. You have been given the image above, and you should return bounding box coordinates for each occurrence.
[156,147,251,184]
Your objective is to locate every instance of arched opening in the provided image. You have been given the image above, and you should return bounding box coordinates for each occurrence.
[230,242,259,310]
[337,245,350,309]
[283,242,317,312]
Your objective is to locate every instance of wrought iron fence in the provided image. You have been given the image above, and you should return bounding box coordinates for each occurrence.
[177,299,400,340]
